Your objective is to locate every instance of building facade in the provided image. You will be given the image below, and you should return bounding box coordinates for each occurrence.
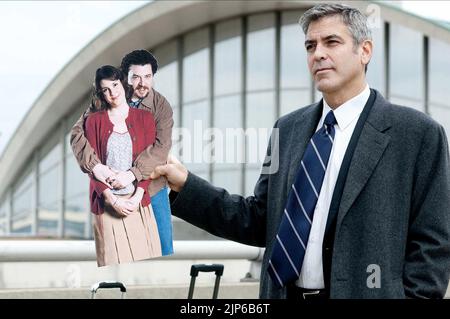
[0,1,450,239]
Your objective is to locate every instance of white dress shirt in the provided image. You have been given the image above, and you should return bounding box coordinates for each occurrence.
[296,84,370,289]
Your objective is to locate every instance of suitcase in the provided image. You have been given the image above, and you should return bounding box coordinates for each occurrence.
[188,264,224,299]
[90,281,127,299]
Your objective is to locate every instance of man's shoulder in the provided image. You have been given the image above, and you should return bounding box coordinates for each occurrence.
[387,102,442,130]
[372,96,445,145]
[140,89,171,111]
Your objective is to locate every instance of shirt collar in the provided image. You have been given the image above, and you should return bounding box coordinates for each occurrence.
[321,84,370,131]
[129,98,143,108]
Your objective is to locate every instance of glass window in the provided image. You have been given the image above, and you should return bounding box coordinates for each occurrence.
[212,95,243,194]
[66,96,90,140]
[65,194,88,238]
[212,169,242,195]
[245,91,274,192]
[182,100,210,179]
[247,13,276,91]
[214,95,242,130]
[245,168,261,197]
[246,92,275,130]
[429,38,450,140]
[154,56,178,104]
[213,95,243,168]
[0,198,8,235]
[366,22,385,95]
[214,18,242,96]
[154,40,179,127]
[389,24,424,111]
[64,148,89,238]
[155,61,179,126]
[280,11,310,90]
[183,28,210,103]
[65,155,88,200]
[279,11,313,117]
[280,89,311,117]
[38,167,60,236]
[429,106,450,143]
[182,28,211,180]
[154,39,178,68]
[429,38,450,108]
[38,141,62,236]
[11,170,33,235]
[39,138,61,173]
[212,19,244,194]
[64,101,91,238]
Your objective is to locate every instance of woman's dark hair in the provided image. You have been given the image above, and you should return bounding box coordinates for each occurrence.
[90,65,132,111]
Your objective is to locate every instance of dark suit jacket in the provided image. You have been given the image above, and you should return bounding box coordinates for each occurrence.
[170,89,450,298]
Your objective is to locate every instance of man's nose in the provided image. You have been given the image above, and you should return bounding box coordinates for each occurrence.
[313,43,327,61]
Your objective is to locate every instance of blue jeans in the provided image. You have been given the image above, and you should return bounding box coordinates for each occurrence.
[151,186,174,255]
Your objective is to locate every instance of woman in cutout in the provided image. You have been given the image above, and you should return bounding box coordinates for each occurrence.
[83,65,161,266]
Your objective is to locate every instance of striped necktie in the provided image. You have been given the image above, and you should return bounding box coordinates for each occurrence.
[268,110,337,288]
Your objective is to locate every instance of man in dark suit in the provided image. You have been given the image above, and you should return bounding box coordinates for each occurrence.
[151,4,450,298]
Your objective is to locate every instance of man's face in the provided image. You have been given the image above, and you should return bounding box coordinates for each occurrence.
[305,15,370,95]
[128,64,153,99]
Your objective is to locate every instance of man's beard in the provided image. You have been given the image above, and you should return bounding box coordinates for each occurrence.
[134,85,150,99]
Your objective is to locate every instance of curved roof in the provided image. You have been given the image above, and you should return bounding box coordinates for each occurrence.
[1,0,450,198]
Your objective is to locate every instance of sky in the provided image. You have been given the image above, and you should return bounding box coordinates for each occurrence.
[0,1,449,156]
[0,1,149,155]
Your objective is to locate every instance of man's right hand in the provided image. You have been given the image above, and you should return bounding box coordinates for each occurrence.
[92,164,114,189]
[150,154,188,192]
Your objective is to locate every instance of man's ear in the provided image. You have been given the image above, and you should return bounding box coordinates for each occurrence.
[361,39,373,67]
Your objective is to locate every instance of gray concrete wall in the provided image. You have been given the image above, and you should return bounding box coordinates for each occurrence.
[0,282,260,299]
[0,259,254,289]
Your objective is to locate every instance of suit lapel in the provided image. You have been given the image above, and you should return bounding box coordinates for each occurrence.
[335,124,390,227]
[286,102,323,191]
[335,91,392,230]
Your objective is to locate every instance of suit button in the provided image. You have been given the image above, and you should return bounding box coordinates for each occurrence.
[108,130,111,134]
[133,137,136,141]
[325,247,330,251]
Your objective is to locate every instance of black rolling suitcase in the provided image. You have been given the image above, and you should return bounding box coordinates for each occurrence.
[90,281,127,299]
[188,264,224,299]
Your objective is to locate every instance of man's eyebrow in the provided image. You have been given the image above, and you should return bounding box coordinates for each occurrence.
[324,34,343,41]
[304,39,316,46]
[305,34,344,46]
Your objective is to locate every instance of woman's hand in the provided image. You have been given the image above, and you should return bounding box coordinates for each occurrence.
[112,197,134,217]
[123,187,145,213]
[107,170,136,190]
[103,189,132,217]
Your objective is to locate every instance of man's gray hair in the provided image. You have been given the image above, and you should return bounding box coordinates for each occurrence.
[299,3,372,45]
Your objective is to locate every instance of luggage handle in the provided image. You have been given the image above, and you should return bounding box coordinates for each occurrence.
[91,281,127,299]
[188,264,224,299]
[190,264,224,277]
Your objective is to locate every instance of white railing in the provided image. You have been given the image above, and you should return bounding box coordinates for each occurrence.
[0,240,265,262]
